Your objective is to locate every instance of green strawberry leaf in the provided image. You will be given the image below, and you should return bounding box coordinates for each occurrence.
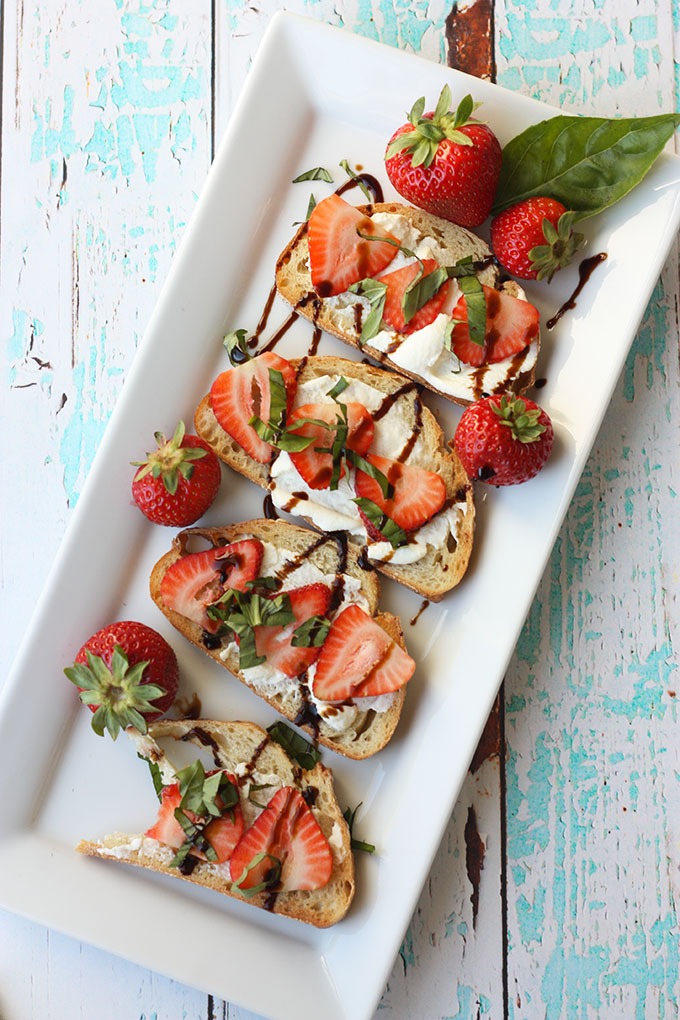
[493,113,680,218]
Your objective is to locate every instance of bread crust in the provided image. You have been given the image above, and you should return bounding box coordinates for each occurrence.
[149,520,408,759]
[194,356,475,601]
[274,201,538,405]
[76,719,355,928]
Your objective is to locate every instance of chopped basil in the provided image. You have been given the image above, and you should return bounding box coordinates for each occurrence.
[327,376,350,400]
[291,614,331,649]
[458,274,486,346]
[248,367,289,444]
[348,277,387,343]
[343,803,376,854]
[305,192,317,220]
[223,328,252,364]
[339,158,372,202]
[354,497,408,549]
[208,587,296,671]
[139,754,164,801]
[232,851,282,897]
[267,721,322,770]
[168,760,239,868]
[292,166,334,183]
[348,451,392,499]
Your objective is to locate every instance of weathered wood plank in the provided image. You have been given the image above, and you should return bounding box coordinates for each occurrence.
[496,0,680,1016]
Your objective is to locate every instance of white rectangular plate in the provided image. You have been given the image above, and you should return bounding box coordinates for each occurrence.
[2,13,680,1020]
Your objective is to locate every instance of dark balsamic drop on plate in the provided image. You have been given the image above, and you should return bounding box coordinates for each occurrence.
[547,252,608,330]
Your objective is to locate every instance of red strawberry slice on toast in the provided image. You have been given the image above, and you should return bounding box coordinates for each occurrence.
[377,258,450,334]
[254,583,332,678]
[288,401,374,489]
[230,786,332,893]
[308,193,399,297]
[354,453,446,532]
[145,775,244,863]
[210,352,298,463]
[145,783,184,847]
[312,604,415,701]
[450,285,539,367]
[160,539,264,633]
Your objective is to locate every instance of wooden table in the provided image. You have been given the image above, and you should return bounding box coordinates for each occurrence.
[2,1,678,1017]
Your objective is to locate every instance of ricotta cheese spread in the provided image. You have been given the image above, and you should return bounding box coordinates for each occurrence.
[323,211,538,402]
[269,373,467,566]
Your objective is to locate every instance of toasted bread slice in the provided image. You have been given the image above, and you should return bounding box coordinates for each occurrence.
[274,200,539,406]
[149,520,410,759]
[76,719,355,927]
[194,356,475,601]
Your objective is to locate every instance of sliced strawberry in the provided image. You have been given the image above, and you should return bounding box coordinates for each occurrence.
[354,453,446,532]
[209,352,298,463]
[160,539,264,633]
[308,193,399,297]
[144,776,244,864]
[287,401,374,489]
[145,783,184,847]
[230,786,332,894]
[377,258,450,334]
[201,810,244,863]
[352,640,416,698]
[312,604,415,701]
[254,583,332,678]
[450,285,540,367]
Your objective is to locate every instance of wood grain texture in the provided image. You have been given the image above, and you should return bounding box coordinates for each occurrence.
[1,0,678,1018]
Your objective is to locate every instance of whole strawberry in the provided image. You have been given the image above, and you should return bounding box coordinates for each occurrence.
[453,394,554,486]
[64,620,179,739]
[385,87,501,228]
[132,421,221,526]
[490,197,583,281]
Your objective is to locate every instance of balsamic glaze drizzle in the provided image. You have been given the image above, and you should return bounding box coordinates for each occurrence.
[547,252,608,330]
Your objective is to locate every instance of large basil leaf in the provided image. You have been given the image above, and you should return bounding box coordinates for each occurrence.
[493,113,680,219]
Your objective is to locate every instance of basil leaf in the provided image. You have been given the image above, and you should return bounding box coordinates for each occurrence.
[267,721,322,769]
[354,497,408,548]
[402,265,448,324]
[343,803,376,854]
[292,166,333,183]
[348,278,388,343]
[291,614,331,649]
[305,193,317,220]
[248,368,289,444]
[236,628,265,671]
[139,754,164,801]
[339,158,372,202]
[208,587,296,671]
[223,328,251,363]
[232,851,282,897]
[349,451,392,498]
[493,113,680,218]
[327,376,349,400]
[459,275,486,346]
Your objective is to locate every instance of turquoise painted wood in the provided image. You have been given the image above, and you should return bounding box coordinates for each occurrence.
[1,1,678,1017]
